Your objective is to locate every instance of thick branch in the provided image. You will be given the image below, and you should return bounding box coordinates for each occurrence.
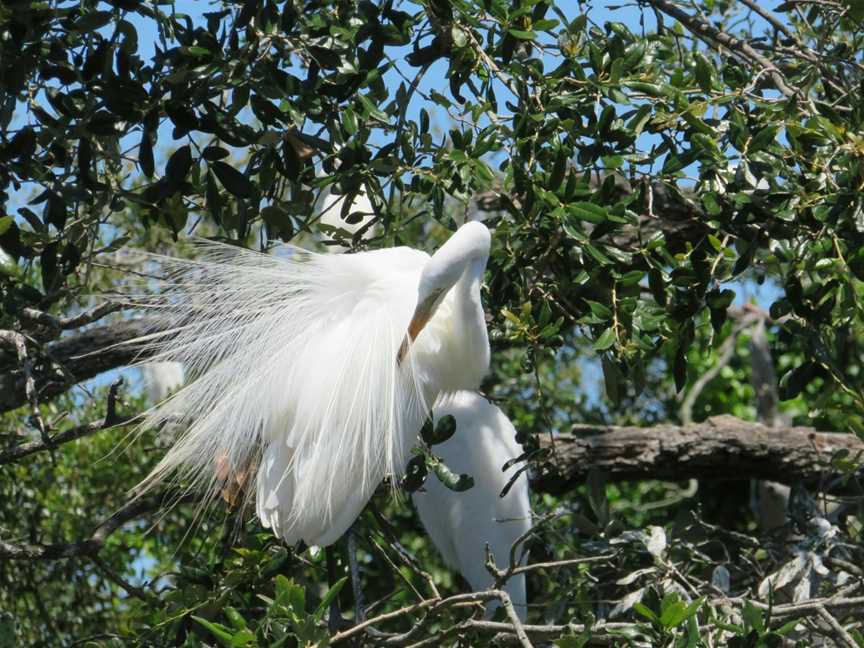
[0,318,152,414]
[534,415,864,493]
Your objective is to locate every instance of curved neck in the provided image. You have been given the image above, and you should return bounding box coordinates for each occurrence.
[452,255,490,373]
[455,256,486,316]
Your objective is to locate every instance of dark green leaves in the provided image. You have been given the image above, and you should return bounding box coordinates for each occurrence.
[71,11,114,32]
[211,161,253,198]
[569,202,607,224]
[430,457,474,492]
[593,327,616,351]
[420,414,457,445]
[139,131,154,178]
[165,145,192,182]
[778,362,815,400]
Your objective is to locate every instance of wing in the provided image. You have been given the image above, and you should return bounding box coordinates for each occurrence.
[128,240,433,544]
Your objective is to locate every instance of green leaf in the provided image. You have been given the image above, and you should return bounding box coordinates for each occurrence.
[549,147,567,190]
[742,601,764,632]
[72,11,114,32]
[313,577,348,623]
[211,161,253,198]
[192,616,236,646]
[569,202,607,224]
[619,270,645,286]
[165,145,192,182]
[202,146,230,161]
[139,131,154,178]
[422,414,457,445]
[586,468,608,525]
[431,456,474,492]
[451,25,468,47]
[585,299,613,320]
[0,217,13,237]
[593,326,616,351]
[342,108,358,135]
[694,52,714,93]
[660,600,688,628]
[223,607,247,631]
[633,601,658,622]
[358,93,389,123]
[507,28,537,40]
[778,361,815,400]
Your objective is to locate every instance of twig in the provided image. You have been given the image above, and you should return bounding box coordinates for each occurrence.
[816,605,858,648]
[0,379,135,465]
[736,0,799,44]
[679,312,762,424]
[332,590,537,645]
[717,595,864,617]
[509,554,618,580]
[90,554,159,603]
[0,492,197,560]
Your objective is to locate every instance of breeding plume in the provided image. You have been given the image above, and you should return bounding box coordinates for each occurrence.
[413,392,532,620]
[131,222,491,547]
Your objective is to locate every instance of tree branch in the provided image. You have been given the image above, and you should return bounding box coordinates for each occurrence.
[645,0,801,100]
[0,318,152,414]
[0,379,137,465]
[534,415,864,493]
[0,494,188,561]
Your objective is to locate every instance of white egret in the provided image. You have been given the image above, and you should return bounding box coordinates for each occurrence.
[130,221,491,547]
[413,392,531,620]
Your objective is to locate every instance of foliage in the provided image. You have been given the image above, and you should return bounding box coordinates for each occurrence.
[1,0,864,646]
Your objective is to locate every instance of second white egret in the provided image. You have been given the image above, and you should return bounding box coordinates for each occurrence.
[413,392,532,620]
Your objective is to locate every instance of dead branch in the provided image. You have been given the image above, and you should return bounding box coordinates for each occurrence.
[0,379,137,465]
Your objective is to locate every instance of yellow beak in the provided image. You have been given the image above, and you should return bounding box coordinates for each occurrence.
[396,291,442,365]
[396,310,430,366]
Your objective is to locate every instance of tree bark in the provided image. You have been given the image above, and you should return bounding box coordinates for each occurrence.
[534,415,863,493]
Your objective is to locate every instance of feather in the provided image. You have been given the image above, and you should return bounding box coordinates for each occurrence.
[126,240,437,545]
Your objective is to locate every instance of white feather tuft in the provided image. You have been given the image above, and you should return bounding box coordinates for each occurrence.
[126,240,439,546]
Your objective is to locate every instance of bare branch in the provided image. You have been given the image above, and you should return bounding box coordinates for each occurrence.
[0,318,153,414]
[816,605,859,648]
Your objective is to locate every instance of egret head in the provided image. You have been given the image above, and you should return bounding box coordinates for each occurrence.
[397,222,491,365]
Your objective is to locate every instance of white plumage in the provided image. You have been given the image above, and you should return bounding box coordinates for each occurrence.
[129,222,491,547]
[414,392,531,620]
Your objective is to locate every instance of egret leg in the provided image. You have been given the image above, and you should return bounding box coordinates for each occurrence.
[347,526,365,622]
[325,546,347,634]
